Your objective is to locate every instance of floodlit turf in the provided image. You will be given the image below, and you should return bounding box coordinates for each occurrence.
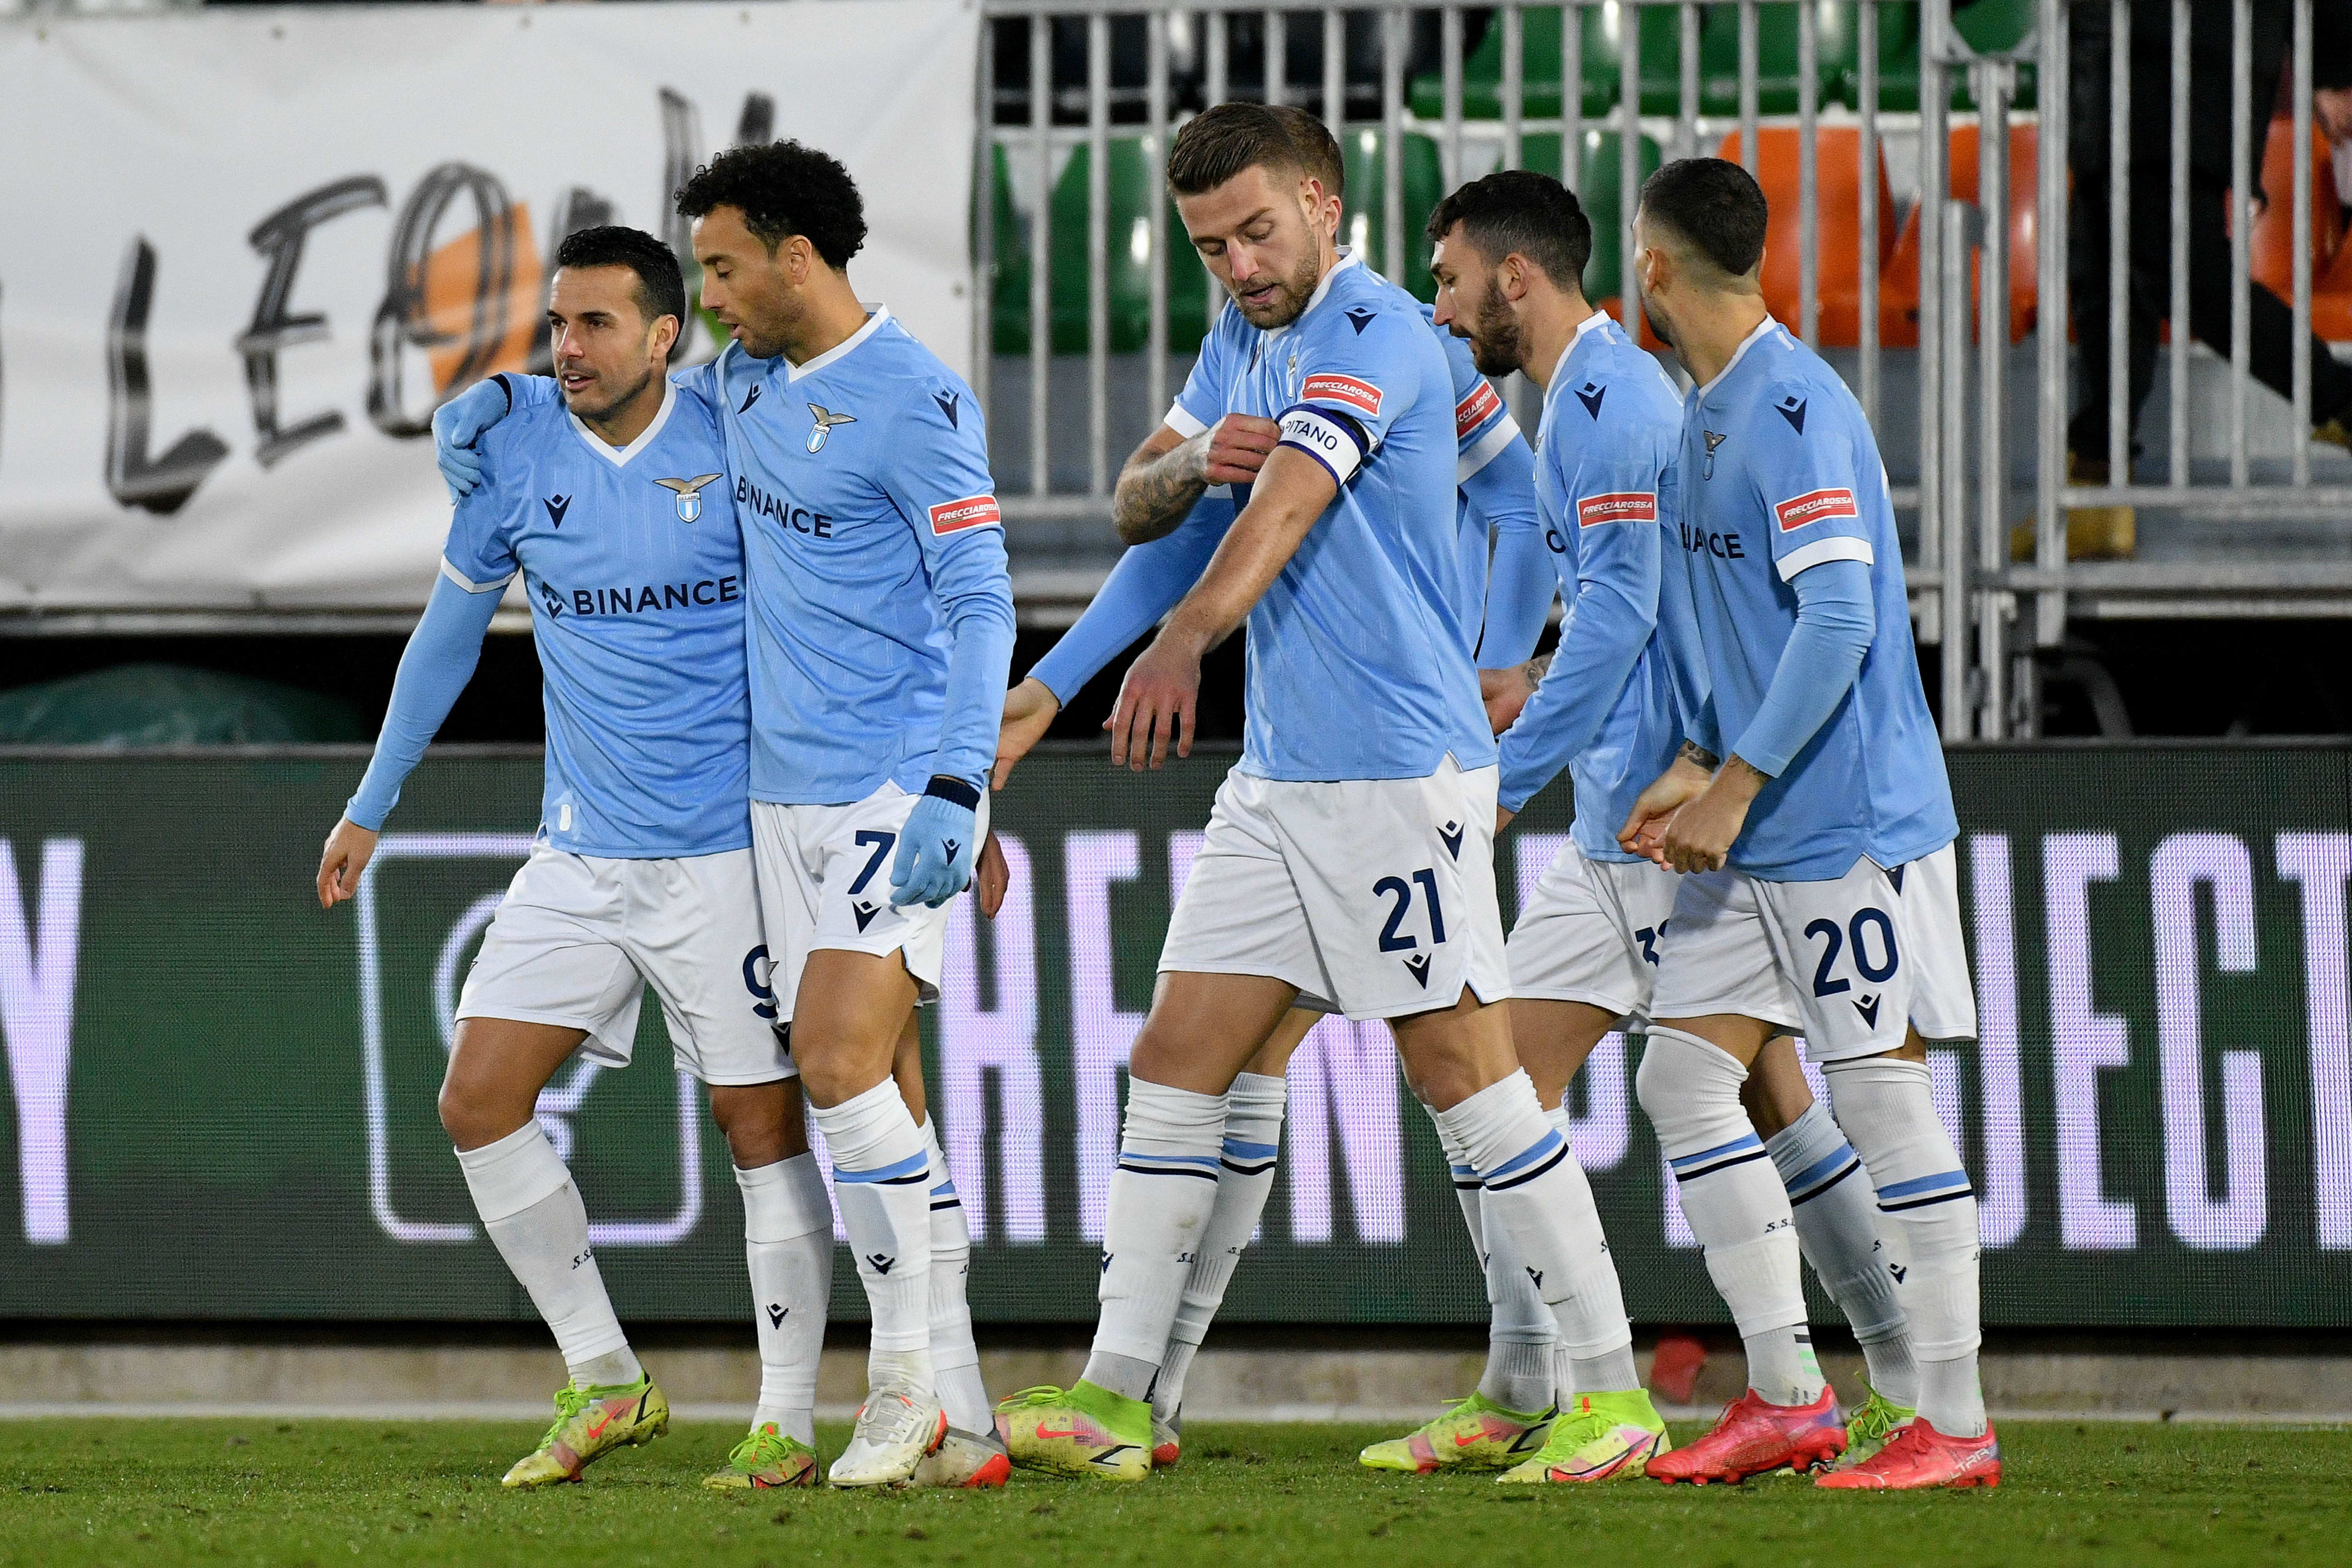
[2,1417,2346,1567]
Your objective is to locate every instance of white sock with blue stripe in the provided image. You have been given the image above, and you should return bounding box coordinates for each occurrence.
[1429,1071,1626,1402]
[1766,1099,1919,1407]
[1085,1078,1227,1402]
[1823,1055,1986,1437]
[1636,1030,1819,1406]
[1157,1072,1288,1427]
[1434,1119,1554,1415]
[1544,1103,1640,1396]
[920,1118,990,1435]
[811,1078,934,1394]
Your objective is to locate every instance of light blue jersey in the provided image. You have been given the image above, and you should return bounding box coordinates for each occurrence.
[676,309,1017,805]
[1495,313,1689,864]
[1677,317,1956,880]
[1170,252,1492,782]
[442,383,751,858]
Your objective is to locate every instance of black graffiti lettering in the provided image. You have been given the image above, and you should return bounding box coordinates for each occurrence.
[239,176,387,469]
[369,163,522,439]
[105,238,230,516]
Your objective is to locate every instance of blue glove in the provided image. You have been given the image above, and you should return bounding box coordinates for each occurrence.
[889,778,980,909]
[430,376,513,499]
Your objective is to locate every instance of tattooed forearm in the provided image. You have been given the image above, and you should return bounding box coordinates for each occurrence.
[1113,438,1208,546]
[1678,738,1720,771]
[1522,653,1552,687]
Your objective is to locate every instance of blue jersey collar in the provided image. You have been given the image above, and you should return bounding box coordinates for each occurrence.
[789,306,891,383]
[1259,248,1362,343]
[567,380,678,469]
[1694,313,1783,402]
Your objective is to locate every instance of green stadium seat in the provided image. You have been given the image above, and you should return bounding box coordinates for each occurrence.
[1338,128,1445,302]
[1952,0,2039,111]
[989,140,1211,357]
[1407,6,1685,121]
[1517,129,1663,305]
[1699,3,1875,117]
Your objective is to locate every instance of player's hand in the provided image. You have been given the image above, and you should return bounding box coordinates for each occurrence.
[1194,414,1282,488]
[1108,627,1203,771]
[974,828,1010,920]
[1481,658,1545,735]
[316,817,380,910]
[1658,757,1767,875]
[994,678,1062,790]
[430,377,513,500]
[1618,754,1714,867]
[889,787,979,910]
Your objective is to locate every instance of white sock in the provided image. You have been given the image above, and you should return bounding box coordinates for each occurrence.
[1434,1118,1553,1413]
[736,1152,833,1445]
[920,1117,990,1435]
[1084,1078,1226,1401]
[810,1079,933,1394]
[1157,1072,1287,1425]
[1429,1071,1632,1405]
[1824,1055,1987,1437]
[1766,1100,1919,1407]
[1636,1030,1818,1406]
[1546,1104,1641,1396]
[456,1122,640,1388]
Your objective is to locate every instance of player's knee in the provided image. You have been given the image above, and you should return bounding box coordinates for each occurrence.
[709,1079,801,1167]
[1635,1026,1750,1148]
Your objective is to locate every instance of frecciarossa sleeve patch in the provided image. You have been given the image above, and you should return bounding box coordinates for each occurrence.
[1454,380,1503,439]
[1772,487,1859,531]
[927,494,1003,535]
[1300,373,1383,417]
[1576,491,1658,527]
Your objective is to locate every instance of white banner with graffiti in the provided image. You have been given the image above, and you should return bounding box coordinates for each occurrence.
[0,0,979,613]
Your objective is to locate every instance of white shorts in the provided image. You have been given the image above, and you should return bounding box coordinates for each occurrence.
[456,842,793,1085]
[749,784,988,1015]
[1506,839,1681,1022]
[1158,757,1511,1021]
[1648,842,1977,1063]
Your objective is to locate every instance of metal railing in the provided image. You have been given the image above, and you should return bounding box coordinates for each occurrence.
[977,0,2352,737]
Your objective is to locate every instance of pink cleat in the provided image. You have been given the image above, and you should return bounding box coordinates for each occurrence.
[1815,1417,2000,1490]
[1648,1388,1846,1485]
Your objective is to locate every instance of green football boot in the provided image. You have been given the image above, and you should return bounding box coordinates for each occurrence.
[501,1376,669,1487]
[1496,1389,1669,1483]
[1358,1391,1555,1473]
[702,1422,819,1490]
[1828,1384,1918,1472]
[997,1381,1152,1482]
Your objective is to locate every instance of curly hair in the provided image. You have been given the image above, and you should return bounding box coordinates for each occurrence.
[674,141,867,268]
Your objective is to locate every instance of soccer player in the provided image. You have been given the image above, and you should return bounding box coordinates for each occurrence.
[434,145,1015,1490]
[993,295,1547,1470]
[1431,169,1925,1478]
[318,227,834,1490]
[1618,158,1996,1490]
[995,103,1622,1486]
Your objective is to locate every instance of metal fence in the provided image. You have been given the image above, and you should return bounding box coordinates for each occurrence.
[977,0,2352,738]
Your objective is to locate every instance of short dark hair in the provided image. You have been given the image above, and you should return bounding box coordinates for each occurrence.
[1636,157,1769,279]
[674,140,867,268]
[553,225,687,330]
[1424,170,1592,293]
[1169,102,1345,198]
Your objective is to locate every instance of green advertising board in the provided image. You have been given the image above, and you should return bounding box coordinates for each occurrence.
[0,743,2345,1326]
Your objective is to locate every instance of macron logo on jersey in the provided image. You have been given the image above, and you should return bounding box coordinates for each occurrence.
[1454,380,1502,440]
[1578,491,1658,527]
[928,494,1003,536]
[1301,373,1382,417]
[1773,487,1860,532]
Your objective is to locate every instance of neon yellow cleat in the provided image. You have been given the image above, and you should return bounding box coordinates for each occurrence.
[997,1381,1151,1482]
[501,1376,669,1487]
[1496,1390,1668,1483]
[702,1422,818,1490]
[1828,1385,1917,1472]
[1358,1391,1555,1473]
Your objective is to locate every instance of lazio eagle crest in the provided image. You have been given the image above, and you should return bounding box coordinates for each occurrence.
[655,473,723,523]
[806,403,858,453]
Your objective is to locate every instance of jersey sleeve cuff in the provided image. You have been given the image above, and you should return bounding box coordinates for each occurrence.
[1456,413,1520,484]
[1775,535,1875,583]
[440,556,516,594]
[1164,403,1210,440]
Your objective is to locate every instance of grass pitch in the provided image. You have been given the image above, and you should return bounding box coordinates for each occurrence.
[2,1416,2344,1567]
